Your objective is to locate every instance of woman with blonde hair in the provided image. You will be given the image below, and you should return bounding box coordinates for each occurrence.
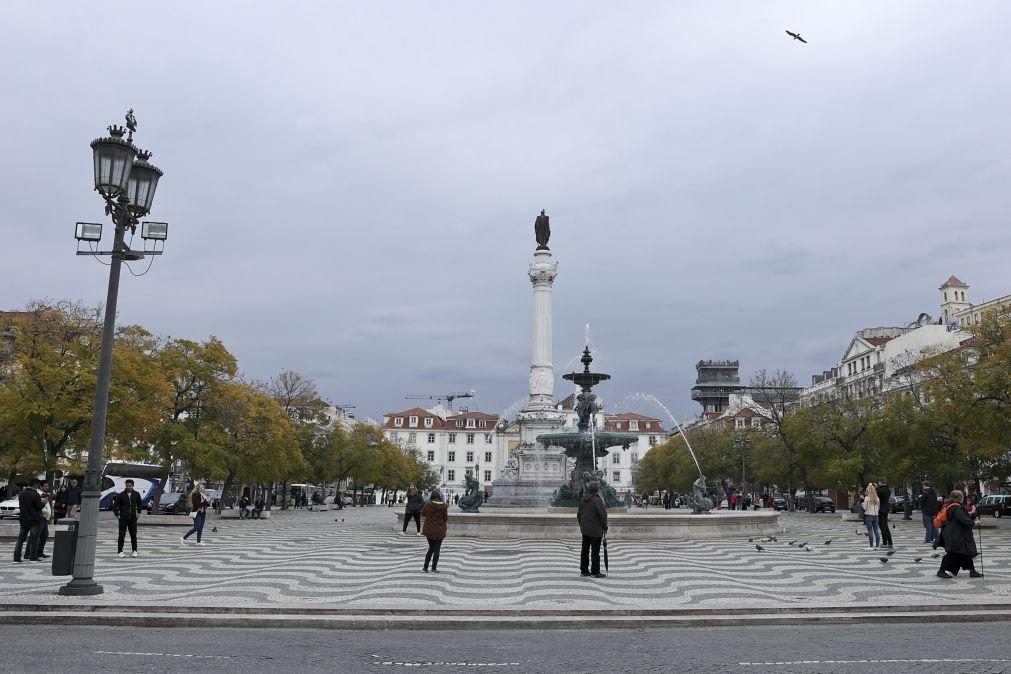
[862,482,881,549]
[180,483,211,547]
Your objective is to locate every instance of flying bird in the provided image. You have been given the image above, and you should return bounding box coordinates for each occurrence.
[756,545,765,552]
[786,30,808,44]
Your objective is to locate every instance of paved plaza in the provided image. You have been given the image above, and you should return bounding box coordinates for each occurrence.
[2,507,1009,611]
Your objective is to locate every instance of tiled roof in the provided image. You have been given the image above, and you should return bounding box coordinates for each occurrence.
[863,337,893,346]
[940,275,968,289]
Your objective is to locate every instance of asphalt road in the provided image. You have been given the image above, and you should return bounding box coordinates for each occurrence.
[4,623,1010,673]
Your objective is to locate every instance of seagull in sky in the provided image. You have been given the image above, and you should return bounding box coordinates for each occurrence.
[786,30,808,44]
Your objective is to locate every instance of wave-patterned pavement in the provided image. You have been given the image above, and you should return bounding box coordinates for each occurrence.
[1,508,1008,609]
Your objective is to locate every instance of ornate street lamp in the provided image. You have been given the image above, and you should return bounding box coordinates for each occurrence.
[60,110,168,596]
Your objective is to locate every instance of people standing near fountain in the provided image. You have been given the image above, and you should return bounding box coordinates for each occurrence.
[577,481,608,578]
[876,478,893,548]
[862,483,881,550]
[421,489,448,573]
[402,484,424,535]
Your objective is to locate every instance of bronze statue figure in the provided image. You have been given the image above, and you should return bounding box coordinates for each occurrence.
[458,472,482,513]
[125,108,137,142]
[534,209,550,250]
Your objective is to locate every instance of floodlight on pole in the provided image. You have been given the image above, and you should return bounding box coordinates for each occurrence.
[141,221,168,240]
[74,222,103,242]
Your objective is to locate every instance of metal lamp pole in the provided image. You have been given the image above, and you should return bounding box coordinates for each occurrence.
[60,111,165,596]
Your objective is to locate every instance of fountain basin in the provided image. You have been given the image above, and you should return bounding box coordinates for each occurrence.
[538,430,639,455]
[395,509,781,541]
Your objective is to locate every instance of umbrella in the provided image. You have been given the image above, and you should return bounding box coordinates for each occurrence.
[602,532,609,574]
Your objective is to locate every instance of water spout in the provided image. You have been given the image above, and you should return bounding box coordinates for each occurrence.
[624,392,704,478]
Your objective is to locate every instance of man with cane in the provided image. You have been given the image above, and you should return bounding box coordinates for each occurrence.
[577,481,608,579]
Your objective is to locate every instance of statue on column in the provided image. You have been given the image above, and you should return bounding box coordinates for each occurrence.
[534,209,550,250]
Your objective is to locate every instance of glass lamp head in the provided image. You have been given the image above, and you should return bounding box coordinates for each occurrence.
[126,150,163,217]
[90,126,136,197]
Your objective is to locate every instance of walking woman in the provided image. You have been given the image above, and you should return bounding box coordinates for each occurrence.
[180,483,211,547]
[402,484,424,536]
[862,483,881,550]
[421,488,448,573]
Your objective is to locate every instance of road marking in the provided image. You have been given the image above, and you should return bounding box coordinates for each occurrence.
[95,651,232,659]
[739,658,1011,666]
[376,662,521,667]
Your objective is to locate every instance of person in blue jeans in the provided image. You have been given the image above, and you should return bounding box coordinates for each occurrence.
[920,480,940,544]
[180,483,211,547]
[862,483,881,549]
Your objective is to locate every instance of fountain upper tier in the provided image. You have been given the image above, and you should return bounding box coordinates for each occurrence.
[537,430,638,457]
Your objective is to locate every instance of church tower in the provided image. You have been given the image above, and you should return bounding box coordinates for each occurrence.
[939,275,970,324]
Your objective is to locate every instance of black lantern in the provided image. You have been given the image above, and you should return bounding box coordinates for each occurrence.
[90,126,136,197]
[125,150,163,217]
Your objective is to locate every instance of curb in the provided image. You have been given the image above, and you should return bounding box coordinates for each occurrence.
[3,604,1009,630]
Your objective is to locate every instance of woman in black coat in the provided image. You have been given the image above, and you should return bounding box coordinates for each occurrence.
[402,484,424,535]
[937,490,982,579]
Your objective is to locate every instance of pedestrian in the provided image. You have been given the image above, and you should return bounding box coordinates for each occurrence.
[920,480,941,545]
[421,489,448,573]
[876,478,893,548]
[36,481,53,559]
[64,478,82,518]
[578,481,608,578]
[180,483,211,546]
[936,490,983,578]
[253,496,265,519]
[13,478,44,563]
[239,494,251,520]
[402,484,424,536]
[862,482,881,550]
[112,479,143,558]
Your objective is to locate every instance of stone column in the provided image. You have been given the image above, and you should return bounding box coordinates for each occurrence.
[526,248,558,411]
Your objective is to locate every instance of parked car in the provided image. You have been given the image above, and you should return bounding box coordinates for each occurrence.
[0,497,20,519]
[149,493,190,515]
[811,496,836,513]
[977,494,1011,518]
[772,496,787,511]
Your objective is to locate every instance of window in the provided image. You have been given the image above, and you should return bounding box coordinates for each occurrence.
[394,417,403,427]
[735,418,745,429]
[631,452,639,462]
[427,451,435,462]
[447,470,455,482]
[466,418,476,428]
[648,436,657,446]
[485,433,493,443]
[629,420,639,431]
[427,433,436,444]
[448,433,456,444]
[466,433,475,444]
[407,432,416,443]
[484,452,492,463]
[448,451,456,462]
[479,420,487,428]
[466,451,474,463]
[612,453,621,465]
[751,418,762,428]
[456,420,463,428]
[612,471,621,483]
[409,415,418,427]
[484,470,492,482]
[424,417,434,428]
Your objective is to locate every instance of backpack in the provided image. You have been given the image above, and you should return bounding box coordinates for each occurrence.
[933,502,958,530]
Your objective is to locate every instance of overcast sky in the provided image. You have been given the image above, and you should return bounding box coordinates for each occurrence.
[2,2,1009,424]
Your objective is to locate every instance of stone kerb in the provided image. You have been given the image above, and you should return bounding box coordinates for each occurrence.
[219,509,272,519]
[395,510,781,541]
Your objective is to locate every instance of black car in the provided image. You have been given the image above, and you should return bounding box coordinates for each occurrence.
[149,493,189,515]
[772,496,788,511]
[977,494,1011,518]
[811,496,836,513]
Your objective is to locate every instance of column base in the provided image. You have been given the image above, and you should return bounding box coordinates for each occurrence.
[58,578,104,596]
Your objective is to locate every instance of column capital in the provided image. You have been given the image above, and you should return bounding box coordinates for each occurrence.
[529,250,558,287]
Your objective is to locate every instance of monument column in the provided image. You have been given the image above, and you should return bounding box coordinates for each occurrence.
[527,249,558,411]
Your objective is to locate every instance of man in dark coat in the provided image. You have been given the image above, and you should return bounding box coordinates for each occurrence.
[112,479,143,558]
[920,480,941,544]
[13,479,44,563]
[64,478,83,518]
[577,481,608,578]
[876,479,893,548]
[936,490,982,578]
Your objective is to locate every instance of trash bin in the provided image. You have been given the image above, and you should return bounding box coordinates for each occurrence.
[52,519,78,576]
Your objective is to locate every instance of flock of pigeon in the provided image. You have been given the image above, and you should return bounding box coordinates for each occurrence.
[749,528,941,566]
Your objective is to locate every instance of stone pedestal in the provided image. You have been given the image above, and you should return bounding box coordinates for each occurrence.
[487,443,569,508]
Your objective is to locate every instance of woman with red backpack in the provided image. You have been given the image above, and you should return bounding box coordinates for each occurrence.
[936,490,983,579]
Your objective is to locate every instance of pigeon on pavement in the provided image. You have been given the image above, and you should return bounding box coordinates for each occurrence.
[914,558,923,563]
[879,558,889,563]
[886,550,896,557]
[824,540,832,545]
[756,545,765,552]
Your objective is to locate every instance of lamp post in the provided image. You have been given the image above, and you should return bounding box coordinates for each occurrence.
[59,110,167,596]
[734,435,751,507]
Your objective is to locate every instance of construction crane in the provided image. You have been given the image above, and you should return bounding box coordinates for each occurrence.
[405,390,476,413]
